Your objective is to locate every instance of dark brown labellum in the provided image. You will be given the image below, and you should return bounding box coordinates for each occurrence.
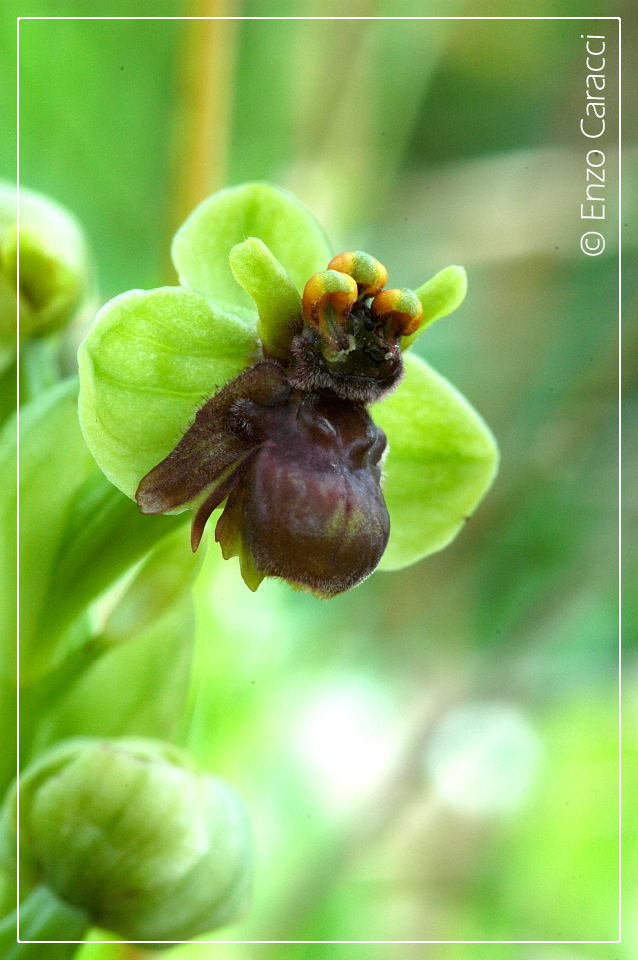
[216,391,389,596]
[136,360,389,596]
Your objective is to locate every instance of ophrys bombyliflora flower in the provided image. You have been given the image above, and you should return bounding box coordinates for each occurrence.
[78,183,498,596]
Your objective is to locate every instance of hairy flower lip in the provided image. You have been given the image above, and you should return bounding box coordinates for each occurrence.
[287,331,404,403]
[133,353,392,597]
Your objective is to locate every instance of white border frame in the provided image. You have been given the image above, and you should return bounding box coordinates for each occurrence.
[15,13,623,948]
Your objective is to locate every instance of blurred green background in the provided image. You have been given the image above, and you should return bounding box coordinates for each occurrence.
[5,0,635,955]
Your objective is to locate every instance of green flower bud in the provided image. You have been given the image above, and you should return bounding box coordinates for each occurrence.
[3,738,252,941]
[0,182,94,343]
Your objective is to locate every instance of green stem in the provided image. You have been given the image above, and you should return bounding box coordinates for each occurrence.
[0,885,89,959]
[18,621,100,771]
[0,678,17,794]
[19,338,61,405]
[0,350,17,425]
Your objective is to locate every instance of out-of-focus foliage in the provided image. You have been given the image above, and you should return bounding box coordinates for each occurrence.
[6,0,633,955]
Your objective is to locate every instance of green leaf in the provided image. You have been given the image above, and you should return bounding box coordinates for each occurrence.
[401,264,467,350]
[372,352,498,570]
[10,391,187,688]
[78,285,259,500]
[32,529,201,751]
[0,885,89,959]
[3,380,94,683]
[172,182,331,311]
[0,274,15,349]
[43,470,185,647]
[229,237,303,360]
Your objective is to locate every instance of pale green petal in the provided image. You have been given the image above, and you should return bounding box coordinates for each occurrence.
[78,286,259,500]
[401,264,467,350]
[172,182,331,310]
[373,352,499,570]
[229,236,302,360]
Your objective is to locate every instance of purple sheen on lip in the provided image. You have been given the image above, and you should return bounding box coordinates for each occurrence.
[215,393,390,597]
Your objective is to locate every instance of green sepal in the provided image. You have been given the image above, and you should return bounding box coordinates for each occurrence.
[78,286,259,500]
[372,352,498,570]
[171,182,331,311]
[401,264,467,350]
[229,237,303,360]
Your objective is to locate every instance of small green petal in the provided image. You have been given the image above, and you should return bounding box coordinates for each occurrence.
[172,182,332,311]
[78,286,259,500]
[401,264,467,350]
[372,352,498,570]
[229,237,302,360]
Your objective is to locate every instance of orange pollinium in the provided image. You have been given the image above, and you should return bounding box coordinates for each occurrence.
[327,251,388,298]
[293,250,425,403]
[302,269,358,354]
[371,288,424,337]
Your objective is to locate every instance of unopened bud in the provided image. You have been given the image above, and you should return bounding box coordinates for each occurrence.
[3,738,252,941]
[0,182,94,343]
